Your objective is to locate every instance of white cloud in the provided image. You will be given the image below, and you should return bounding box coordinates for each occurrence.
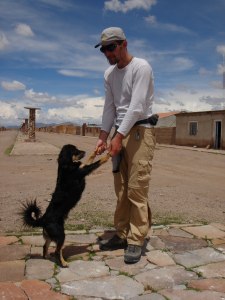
[104,0,157,13]
[145,15,156,24]
[217,64,225,75]
[199,67,212,76]
[217,45,225,56]
[153,88,225,113]
[0,94,104,126]
[47,97,104,124]
[1,80,26,91]
[210,81,223,89]
[0,31,9,50]
[24,89,56,104]
[172,57,194,72]
[0,101,28,126]
[0,102,17,119]
[93,88,101,95]
[15,23,34,37]
[58,69,88,77]
[145,15,192,34]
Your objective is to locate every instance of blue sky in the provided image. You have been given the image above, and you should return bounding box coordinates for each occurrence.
[0,0,225,126]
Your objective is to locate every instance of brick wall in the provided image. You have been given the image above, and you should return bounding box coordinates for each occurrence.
[155,127,176,144]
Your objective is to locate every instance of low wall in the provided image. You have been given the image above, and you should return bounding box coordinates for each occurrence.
[155,127,176,144]
[38,124,176,145]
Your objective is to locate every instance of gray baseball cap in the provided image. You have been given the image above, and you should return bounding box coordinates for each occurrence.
[95,27,126,48]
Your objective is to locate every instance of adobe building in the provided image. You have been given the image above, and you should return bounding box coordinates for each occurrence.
[176,110,225,150]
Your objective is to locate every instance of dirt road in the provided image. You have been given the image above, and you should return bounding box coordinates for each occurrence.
[0,130,225,234]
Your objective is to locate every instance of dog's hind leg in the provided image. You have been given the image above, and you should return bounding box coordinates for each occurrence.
[53,227,68,267]
[43,239,51,259]
[55,242,68,268]
[43,235,51,259]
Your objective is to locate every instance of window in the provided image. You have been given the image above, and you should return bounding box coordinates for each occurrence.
[189,121,198,136]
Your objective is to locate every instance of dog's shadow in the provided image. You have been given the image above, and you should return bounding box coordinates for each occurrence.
[63,244,90,259]
[29,244,90,262]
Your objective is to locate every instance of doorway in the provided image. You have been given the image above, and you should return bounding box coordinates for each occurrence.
[214,121,222,149]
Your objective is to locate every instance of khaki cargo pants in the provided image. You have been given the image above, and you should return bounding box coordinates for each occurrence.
[113,126,156,246]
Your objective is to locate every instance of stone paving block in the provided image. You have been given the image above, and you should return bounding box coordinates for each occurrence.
[30,245,55,257]
[20,279,70,300]
[0,235,19,245]
[0,282,27,299]
[56,260,109,283]
[168,228,194,238]
[153,228,169,236]
[61,275,144,299]
[105,256,150,275]
[65,233,97,244]
[212,238,225,245]
[25,258,55,280]
[157,235,207,253]
[193,261,225,278]
[174,247,225,268]
[146,250,176,266]
[75,297,102,300]
[96,248,124,257]
[148,236,166,250]
[210,223,225,231]
[183,225,225,239]
[0,260,26,282]
[134,265,197,291]
[160,289,225,300]
[130,293,166,300]
[214,243,225,253]
[21,235,45,246]
[0,244,30,261]
[188,278,225,293]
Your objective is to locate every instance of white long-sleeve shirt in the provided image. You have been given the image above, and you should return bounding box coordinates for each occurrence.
[101,57,154,137]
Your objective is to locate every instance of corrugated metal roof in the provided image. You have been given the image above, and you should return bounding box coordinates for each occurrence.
[176,109,225,116]
[156,115,176,127]
[157,111,180,119]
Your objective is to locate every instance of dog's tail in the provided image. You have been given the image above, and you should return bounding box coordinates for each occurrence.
[21,199,43,228]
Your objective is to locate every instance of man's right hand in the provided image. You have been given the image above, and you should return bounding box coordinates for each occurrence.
[108,132,124,157]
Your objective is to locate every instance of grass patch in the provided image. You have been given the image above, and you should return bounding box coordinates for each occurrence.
[68,210,114,231]
[4,144,14,155]
[65,223,86,231]
[152,212,209,226]
[152,213,186,226]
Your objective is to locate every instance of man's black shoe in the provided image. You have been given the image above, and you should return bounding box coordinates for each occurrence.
[124,244,142,264]
[99,234,127,251]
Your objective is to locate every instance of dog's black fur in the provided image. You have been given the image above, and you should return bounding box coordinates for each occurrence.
[21,144,109,267]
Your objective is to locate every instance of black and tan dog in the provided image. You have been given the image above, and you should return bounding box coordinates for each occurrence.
[21,144,110,267]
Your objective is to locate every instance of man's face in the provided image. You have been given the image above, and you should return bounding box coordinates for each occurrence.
[100,42,123,65]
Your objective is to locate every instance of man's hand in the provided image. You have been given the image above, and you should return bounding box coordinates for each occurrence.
[108,132,124,157]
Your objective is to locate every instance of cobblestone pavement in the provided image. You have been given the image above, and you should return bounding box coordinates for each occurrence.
[1,223,225,299]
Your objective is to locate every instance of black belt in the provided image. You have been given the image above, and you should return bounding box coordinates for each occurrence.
[134,114,159,126]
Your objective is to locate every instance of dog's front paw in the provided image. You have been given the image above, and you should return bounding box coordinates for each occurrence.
[99,153,111,164]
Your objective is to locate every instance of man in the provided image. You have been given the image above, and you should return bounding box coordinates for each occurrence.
[95,27,157,263]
